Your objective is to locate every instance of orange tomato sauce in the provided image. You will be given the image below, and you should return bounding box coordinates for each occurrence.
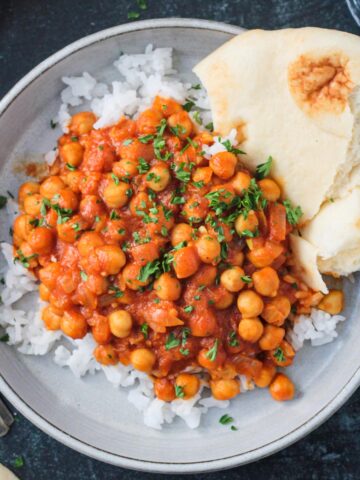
[12,97,323,403]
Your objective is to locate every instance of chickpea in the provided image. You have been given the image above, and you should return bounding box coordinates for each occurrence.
[95,245,126,275]
[238,317,264,343]
[210,151,237,180]
[271,340,295,367]
[136,108,163,134]
[220,267,246,293]
[318,290,344,315]
[214,289,234,309]
[40,176,65,199]
[39,262,62,289]
[261,296,291,326]
[64,171,83,193]
[145,165,171,192]
[69,111,96,135]
[258,178,281,202]
[235,210,259,237]
[113,159,139,179]
[253,361,277,388]
[196,235,221,264]
[56,188,79,211]
[129,192,151,216]
[173,246,200,279]
[193,265,217,287]
[94,344,118,366]
[79,195,104,223]
[78,232,104,257]
[269,373,295,401]
[91,314,111,345]
[17,241,38,268]
[228,250,245,267]
[210,379,240,401]
[258,325,285,350]
[154,378,175,402]
[57,215,86,244]
[231,171,251,195]
[131,242,159,265]
[171,223,193,247]
[154,273,181,301]
[39,283,50,302]
[192,166,213,185]
[237,290,264,318]
[108,309,133,338]
[42,305,62,330]
[13,214,34,245]
[247,241,283,268]
[167,111,192,139]
[253,267,279,297]
[130,348,156,373]
[27,227,54,255]
[23,193,43,216]
[86,273,109,295]
[175,374,200,399]
[103,180,130,208]
[18,182,40,205]
[60,142,84,167]
[182,196,208,223]
[153,96,182,117]
[60,310,88,339]
[197,343,225,368]
[122,263,151,290]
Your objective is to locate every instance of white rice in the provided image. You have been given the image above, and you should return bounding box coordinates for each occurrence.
[0,46,347,429]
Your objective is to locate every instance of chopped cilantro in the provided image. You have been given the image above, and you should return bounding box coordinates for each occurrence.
[109,285,124,298]
[256,156,273,179]
[182,99,196,112]
[205,339,219,361]
[175,384,185,398]
[66,163,77,171]
[137,157,150,173]
[137,259,161,282]
[228,330,239,347]
[141,323,149,339]
[165,332,180,350]
[219,414,234,425]
[111,173,120,185]
[14,250,38,268]
[274,347,285,362]
[0,333,9,343]
[0,195,7,209]
[184,305,194,313]
[80,271,88,281]
[193,111,202,125]
[283,200,303,226]
[241,275,252,284]
[13,456,24,468]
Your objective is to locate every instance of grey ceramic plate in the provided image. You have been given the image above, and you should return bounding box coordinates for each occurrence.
[0,18,360,474]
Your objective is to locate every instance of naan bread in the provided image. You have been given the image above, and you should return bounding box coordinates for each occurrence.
[301,187,360,276]
[194,28,360,222]
[289,234,328,293]
[0,464,19,480]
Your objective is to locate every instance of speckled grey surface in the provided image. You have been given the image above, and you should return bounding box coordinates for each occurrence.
[1,0,360,479]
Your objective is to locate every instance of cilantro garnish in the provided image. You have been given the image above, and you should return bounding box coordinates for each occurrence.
[256,156,273,179]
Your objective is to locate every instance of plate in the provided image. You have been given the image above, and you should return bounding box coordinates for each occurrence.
[0,18,360,474]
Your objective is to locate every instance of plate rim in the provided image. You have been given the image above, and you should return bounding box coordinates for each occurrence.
[1,17,360,474]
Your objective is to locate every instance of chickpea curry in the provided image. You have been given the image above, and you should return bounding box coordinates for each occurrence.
[12,97,343,404]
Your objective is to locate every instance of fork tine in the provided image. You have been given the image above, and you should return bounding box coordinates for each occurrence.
[0,398,14,427]
[0,415,9,437]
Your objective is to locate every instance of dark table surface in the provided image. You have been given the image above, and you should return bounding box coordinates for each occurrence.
[1,0,360,479]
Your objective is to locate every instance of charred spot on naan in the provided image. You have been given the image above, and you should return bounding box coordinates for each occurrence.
[288,53,353,115]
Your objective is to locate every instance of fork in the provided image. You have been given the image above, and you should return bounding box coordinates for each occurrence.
[0,397,14,437]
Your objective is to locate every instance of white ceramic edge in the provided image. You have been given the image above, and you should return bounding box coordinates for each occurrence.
[1,17,360,474]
